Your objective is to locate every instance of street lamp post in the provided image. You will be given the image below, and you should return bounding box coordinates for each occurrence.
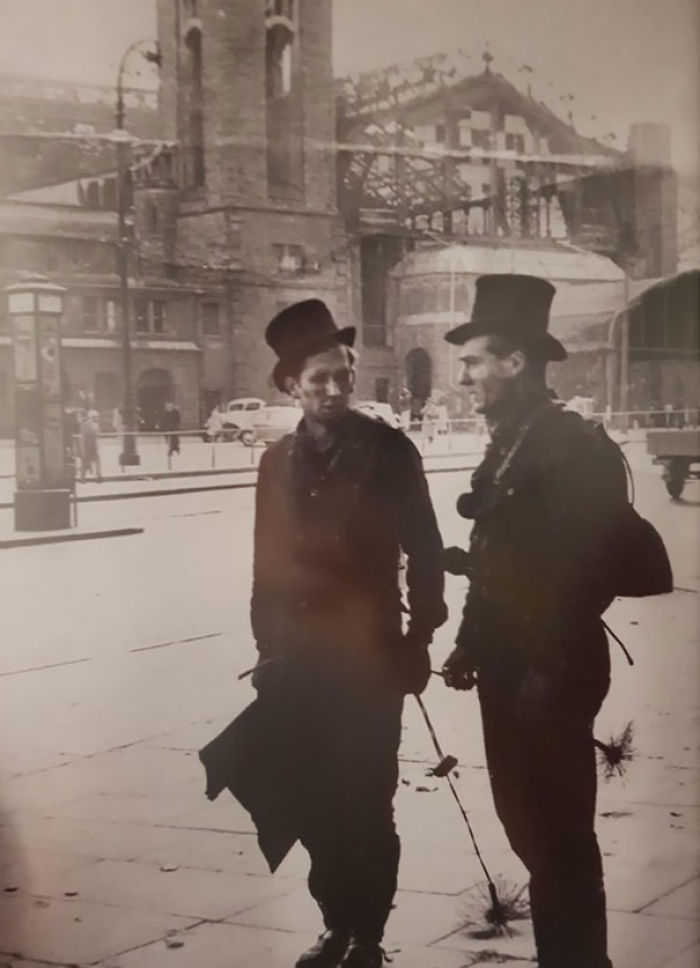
[113,126,139,467]
[113,40,160,468]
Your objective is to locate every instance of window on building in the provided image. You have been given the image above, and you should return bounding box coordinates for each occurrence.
[183,28,205,188]
[105,299,117,333]
[134,298,167,334]
[102,178,117,210]
[145,201,159,234]
[85,181,100,208]
[434,123,446,144]
[472,130,491,150]
[81,295,100,331]
[152,300,166,334]
[360,235,404,348]
[266,0,294,19]
[266,7,303,195]
[457,122,472,147]
[82,296,119,332]
[202,302,220,335]
[506,133,526,154]
[135,299,149,333]
[273,243,304,274]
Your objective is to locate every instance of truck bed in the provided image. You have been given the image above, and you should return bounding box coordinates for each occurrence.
[646,428,700,458]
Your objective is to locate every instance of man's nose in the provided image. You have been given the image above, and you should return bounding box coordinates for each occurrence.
[326,379,341,397]
[458,364,472,387]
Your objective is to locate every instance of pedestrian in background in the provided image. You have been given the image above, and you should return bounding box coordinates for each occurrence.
[421,395,440,445]
[441,274,622,968]
[205,405,224,442]
[160,401,181,456]
[79,410,101,482]
[217,299,446,968]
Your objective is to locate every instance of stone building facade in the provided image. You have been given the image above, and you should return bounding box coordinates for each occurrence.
[1,7,693,435]
[133,0,349,413]
[0,200,203,435]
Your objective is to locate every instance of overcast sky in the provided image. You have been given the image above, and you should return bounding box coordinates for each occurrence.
[0,0,697,174]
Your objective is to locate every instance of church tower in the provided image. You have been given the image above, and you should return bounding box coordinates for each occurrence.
[145,0,347,404]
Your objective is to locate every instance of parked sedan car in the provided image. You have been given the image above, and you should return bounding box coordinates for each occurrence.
[222,397,266,444]
[353,400,401,430]
[250,404,301,445]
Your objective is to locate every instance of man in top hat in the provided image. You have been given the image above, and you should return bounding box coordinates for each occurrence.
[250,299,447,968]
[441,274,618,968]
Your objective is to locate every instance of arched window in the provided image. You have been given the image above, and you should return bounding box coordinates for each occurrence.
[265,7,302,195]
[405,348,432,409]
[145,200,159,235]
[183,27,205,188]
[266,24,293,98]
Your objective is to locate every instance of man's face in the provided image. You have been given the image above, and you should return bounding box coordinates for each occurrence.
[288,343,355,424]
[458,335,517,416]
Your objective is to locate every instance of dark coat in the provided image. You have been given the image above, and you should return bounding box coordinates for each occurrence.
[251,410,447,665]
[160,408,181,432]
[457,400,627,706]
[202,410,446,872]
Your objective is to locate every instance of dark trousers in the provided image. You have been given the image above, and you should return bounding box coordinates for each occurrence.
[479,678,612,968]
[281,665,403,945]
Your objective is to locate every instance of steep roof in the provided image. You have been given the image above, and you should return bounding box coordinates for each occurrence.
[337,50,620,160]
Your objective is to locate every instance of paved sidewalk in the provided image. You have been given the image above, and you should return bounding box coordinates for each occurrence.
[0,448,695,967]
[0,589,697,968]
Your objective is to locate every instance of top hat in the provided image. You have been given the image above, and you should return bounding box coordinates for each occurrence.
[444,274,567,361]
[265,299,356,391]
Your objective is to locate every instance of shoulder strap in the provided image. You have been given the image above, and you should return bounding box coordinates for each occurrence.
[492,401,556,486]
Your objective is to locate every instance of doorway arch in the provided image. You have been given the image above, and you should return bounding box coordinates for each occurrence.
[137,368,173,430]
[405,348,431,418]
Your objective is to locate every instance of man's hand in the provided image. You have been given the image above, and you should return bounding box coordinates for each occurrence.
[443,546,471,576]
[442,645,477,690]
[390,630,432,695]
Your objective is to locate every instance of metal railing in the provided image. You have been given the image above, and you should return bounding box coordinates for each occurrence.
[65,429,265,481]
[1,409,696,484]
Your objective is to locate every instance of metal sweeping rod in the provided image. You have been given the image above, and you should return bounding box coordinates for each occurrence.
[414,694,503,916]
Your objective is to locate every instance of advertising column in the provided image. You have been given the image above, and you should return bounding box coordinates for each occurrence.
[7,276,71,532]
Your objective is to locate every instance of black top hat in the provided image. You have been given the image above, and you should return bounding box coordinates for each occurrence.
[444,274,567,361]
[265,299,356,391]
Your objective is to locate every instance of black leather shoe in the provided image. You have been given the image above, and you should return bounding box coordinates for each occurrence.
[340,941,384,967]
[295,930,351,967]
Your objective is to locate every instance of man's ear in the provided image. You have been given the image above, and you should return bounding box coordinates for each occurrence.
[284,374,300,398]
[503,348,527,377]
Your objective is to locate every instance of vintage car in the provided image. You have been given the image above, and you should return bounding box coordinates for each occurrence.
[250,404,301,445]
[221,397,266,444]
